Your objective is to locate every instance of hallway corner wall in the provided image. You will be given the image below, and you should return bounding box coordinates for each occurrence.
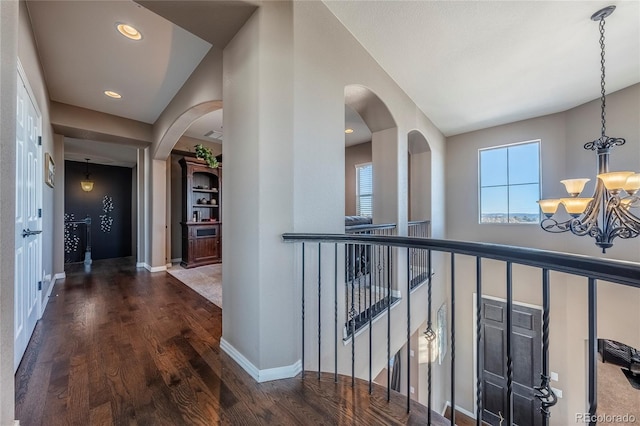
[0,1,18,423]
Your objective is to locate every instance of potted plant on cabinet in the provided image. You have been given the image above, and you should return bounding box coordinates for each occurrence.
[194,144,219,168]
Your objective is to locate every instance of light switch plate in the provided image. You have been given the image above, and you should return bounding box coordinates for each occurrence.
[410,386,415,394]
[550,371,559,381]
[410,349,414,357]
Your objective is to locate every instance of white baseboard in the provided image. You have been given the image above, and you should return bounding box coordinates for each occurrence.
[220,338,302,383]
[135,262,145,268]
[143,263,167,273]
[442,400,476,419]
[40,272,65,317]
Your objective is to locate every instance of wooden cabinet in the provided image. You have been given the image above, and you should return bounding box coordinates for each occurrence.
[179,157,222,268]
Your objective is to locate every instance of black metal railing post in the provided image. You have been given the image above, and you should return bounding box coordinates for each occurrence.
[427,249,433,426]
[318,243,322,380]
[387,245,391,402]
[588,278,598,425]
[301,243,305,379]
[406,247,411,413]
[476,256,483,426]
[450,253,456,426]
[334,244,338,383]
[369,243,373,394]
[534,268,557,425]
[506,262,514,425]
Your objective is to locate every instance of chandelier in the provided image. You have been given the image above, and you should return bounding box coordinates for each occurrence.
[537,5,640,253]
[81,158,94,192]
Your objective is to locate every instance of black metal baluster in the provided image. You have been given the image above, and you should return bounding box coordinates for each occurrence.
[334,243,338,383]
[318,243,322,380]
[351,243,356,387]
[506,262,513,425]
[302,243,305,379]
[406,247,411,413]
[369,243,373,394]
[387,245,391,402]
[358,244,362,319]
[588,278,597,426]
[427,249,433,426]
[451,253,456,426]
[476,257,483,426]
[534,268,557,425]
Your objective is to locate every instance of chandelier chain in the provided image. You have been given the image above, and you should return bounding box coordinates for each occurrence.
[599,18,607,138]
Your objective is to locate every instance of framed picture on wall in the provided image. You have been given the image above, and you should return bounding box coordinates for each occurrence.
[45,153,55,188]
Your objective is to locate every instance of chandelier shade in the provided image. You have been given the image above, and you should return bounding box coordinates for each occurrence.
[560,179,590,197]
[538,5,640,253]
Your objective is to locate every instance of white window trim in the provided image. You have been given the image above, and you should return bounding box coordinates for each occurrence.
[355,162,373,217]
[477,139,541,225]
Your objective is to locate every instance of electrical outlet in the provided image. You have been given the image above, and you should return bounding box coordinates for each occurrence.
[410,349,414,357]
[550,371,559,381]
[551,387,563,398]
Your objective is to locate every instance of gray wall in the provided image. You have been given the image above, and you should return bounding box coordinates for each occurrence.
[0,1,18,423]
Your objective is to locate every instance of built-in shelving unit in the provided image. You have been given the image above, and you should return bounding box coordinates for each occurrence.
[179,157,222,268]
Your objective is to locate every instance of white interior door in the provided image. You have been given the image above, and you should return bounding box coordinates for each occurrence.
[14,68,42,372]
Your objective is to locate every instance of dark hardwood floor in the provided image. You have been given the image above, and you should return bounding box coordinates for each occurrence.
[15,257,448,425]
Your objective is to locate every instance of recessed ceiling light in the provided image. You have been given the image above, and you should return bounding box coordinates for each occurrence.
[104,90,122,99]
[345,128,354,134]
[116,23,142,41]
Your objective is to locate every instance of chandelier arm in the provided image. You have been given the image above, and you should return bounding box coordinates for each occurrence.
[540,218,572,233]
[614,204,640,228]
[568,191,602,236]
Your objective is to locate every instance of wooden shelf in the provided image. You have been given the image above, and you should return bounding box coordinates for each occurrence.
[192,188,218,193]
[193,204,218,208]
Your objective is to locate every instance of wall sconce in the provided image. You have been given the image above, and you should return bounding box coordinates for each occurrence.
[81,158,94,192]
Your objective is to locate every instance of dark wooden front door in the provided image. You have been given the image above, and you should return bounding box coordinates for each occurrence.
[480,298,542,426]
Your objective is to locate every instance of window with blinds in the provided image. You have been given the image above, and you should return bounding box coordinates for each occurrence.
[356,163,373,217]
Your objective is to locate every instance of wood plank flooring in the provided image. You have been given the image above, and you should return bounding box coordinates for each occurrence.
[15,257,448,425]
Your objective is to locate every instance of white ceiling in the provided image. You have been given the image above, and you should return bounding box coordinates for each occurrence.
[26,0,212,124]
[325,1,640,136]
[25,0,640,157]
[345,105,372,146]
[184,109,224,143]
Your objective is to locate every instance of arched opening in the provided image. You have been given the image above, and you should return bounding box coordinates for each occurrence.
[407,130,431,224]
[165,105,224,309]
[344,85,397,226]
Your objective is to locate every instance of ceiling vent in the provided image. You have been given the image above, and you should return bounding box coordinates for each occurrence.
[204,130,223,141]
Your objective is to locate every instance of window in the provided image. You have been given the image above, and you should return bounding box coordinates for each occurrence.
[356,163,373,217]
[479,141,540,224]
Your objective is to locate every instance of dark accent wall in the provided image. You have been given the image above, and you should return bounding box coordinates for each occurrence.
[64,161,132,262]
